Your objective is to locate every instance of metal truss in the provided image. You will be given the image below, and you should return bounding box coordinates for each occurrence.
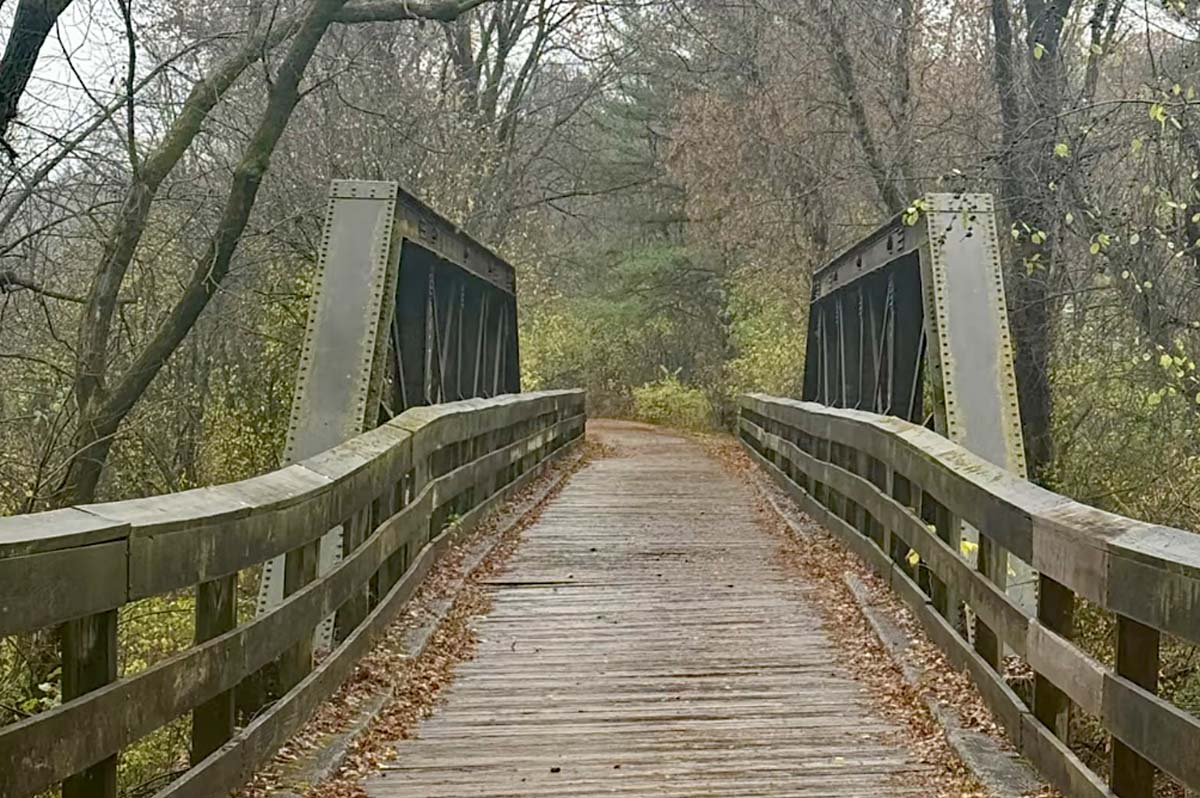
[802,193,1034,610]
[256,181,520,644]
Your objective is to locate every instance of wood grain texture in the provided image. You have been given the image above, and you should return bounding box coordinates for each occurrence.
[366,422,929,798]
[740,430,1114,798]
[741,399,1200,796]
[155,434,582,798]
[742,394,1200,639]
[0,392,585,798]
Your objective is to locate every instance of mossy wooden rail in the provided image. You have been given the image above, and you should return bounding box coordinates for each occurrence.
[739,394,1200,798]
[0,390,585,798]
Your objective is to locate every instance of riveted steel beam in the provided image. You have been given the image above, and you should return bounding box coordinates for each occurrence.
[257,180,523,641]
[802,192,1033,611]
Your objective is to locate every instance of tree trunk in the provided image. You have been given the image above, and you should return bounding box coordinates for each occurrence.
[0,0,76,156]
[819,0,907,213]
[989,0,1073,480]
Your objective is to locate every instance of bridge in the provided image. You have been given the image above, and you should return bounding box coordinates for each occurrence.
[1,185,1198,798]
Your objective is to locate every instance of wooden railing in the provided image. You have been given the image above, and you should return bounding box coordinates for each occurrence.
[740,394,1200,798]
[0,390,586,798]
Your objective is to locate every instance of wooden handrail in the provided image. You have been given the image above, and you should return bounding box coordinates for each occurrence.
[740,393,1200,798]
[0,390,586,798]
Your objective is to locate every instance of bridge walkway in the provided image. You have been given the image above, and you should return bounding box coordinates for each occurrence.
[364,421,930,797]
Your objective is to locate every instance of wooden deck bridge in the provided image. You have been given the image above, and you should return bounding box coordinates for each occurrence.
[3,392,1199,798]
[2,187,1200,798]
[363,420,929,798]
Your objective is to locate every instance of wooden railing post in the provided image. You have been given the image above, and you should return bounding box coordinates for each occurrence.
[914,489,933,595]
[852,449,869,537]
[930,499,961,630]
[736,395,1200,798]
[0,393,588,798]
[1111,615,1160,798]
[974,531,1003,669]
[888,470,912,567]
[192,574,238,763]
[379,474,413,593]
[276,539,319,693]
[1033,574,1075,740]
[814,437,830,505]
[863,456,886,548]
[335,507,372,641]
[880,465,896,558]
[62,610,118,798]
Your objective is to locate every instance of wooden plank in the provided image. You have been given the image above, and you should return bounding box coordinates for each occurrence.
[392,392,573,460]
[1105,548,1200,648]
[61,609,118,798]
[1110,616,1159,798]
[742,440,891,579]
[1018,713,1115,798]
[887,561,1028,745]
[1025,621,1104,718]
[117,467,333,598]
[1032,574,1074,741]
[739,407,1124,798]
[0,540,127,635]
[364,422,927,798]
[1108,520,1200,579]
[0,507,127,557]
[0,505,416,798]
[744,437,1105,798]
[192,574,238,764]
[155,432,581,798]
[1102,668,1200,793]
[747,396,1030,552]
[746,417,1030,653]
[107,392,581,599]
[743,395,1200,645]
[0,402,583,798]
[745,397,1200,797]
[298,424,412,510]
[1032,508,1110,606]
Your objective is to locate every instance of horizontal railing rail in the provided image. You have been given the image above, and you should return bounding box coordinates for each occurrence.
[0,390,586,798]
[739,393,1200,798]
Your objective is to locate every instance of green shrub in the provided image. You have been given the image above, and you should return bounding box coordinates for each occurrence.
[631,370,715,430]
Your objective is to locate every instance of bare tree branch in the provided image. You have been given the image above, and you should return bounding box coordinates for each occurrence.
[334,0,493,24]
[0,269,135,304]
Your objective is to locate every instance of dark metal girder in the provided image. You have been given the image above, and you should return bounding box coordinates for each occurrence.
[332,181,516,295]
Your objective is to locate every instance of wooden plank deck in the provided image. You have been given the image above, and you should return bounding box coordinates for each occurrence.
[365,421,929,797]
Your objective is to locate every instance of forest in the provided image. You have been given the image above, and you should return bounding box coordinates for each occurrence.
[3,0,1200,793]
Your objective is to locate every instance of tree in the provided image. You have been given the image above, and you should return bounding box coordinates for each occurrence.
[0,0,76,158]
[0,0,492,504]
